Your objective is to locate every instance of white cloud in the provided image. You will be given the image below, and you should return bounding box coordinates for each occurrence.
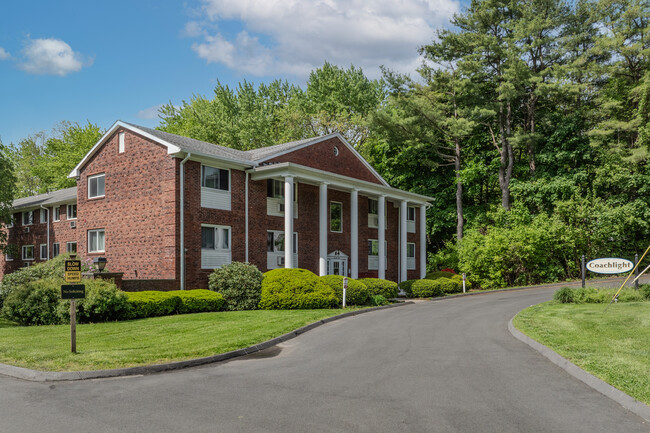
[189,0,460,77]
[137,104,165,120]
[19,38,91,76]
[0,47,10,60]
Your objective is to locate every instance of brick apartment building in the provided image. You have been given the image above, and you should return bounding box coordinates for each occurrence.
[0,121,432,290]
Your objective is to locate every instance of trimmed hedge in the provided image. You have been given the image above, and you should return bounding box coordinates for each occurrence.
[60,279,132,323]
[126,290,224,319]
[642,284,650,300]
[358,278,398,299]
[398,279,417,297]
[1,278,61,325]
[411,279,444,298]
[425,271,456,280]
[259,268,338,309]
[208,262,263,310]
[320,275,370,305]
[438,277,462,294]
[553,287,646,304]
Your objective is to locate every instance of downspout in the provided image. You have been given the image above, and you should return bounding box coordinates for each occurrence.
[179,153,192,290]
[245,172,249,263]
[40,205,49,260]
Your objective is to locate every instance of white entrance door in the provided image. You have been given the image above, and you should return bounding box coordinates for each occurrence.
[327,250,349,276]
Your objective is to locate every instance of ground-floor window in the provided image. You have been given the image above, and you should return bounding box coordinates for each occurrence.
[22,245,34,261]
[201,225,231,269]
[367,239,387,270]
[267,230,298,269]
[407,242,416,270]
[40,244,48,260]
[66,242,77,253]
[53,243,60,258]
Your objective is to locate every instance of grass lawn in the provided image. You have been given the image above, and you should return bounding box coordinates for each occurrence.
[0,309,359,372]
[513,302,650,405]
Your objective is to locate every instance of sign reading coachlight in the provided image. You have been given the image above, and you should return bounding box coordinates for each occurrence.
[586,258,633,274]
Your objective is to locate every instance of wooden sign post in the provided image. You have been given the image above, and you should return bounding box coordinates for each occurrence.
[63,259,84,353]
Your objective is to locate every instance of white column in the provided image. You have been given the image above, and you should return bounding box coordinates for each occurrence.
[378,195,386,280]
[319,182,328,276]
[420,204,427,279]
[350,189,359,279]
[400,200,408,283]
[284,176,294,268]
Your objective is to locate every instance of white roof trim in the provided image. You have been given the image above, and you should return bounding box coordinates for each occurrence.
[247,162,432,204]
[68,121,182,178]
[252,133,390,187]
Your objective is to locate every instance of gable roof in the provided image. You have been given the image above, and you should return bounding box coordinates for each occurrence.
[69,121,389,186]
[12,187,77,210]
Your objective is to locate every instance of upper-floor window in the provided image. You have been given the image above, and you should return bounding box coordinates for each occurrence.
[118,132,125,154]
[53,206,60,222]
[39,209,48,224]
[266,179,297,201]
[5,214,14,228]
[330,202,342,233]
[407,206,416,233]
[88,229,105,253]
[67,204,77,220]
[367,198,386,229]
[88,174,105,198]
[202,166,229,191]
[23,211,33,226]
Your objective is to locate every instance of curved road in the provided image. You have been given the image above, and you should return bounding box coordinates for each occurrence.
[1,287,648,432]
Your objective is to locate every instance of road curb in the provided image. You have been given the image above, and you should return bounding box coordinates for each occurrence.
[508,316,650,423]
[0,301,413,382]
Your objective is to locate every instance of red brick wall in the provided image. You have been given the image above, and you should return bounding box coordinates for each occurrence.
[265,137,385,185]
[76,128,178,282]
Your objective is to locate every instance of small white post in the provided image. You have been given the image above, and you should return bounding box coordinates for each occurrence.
[342,277,348,308]
[462,273,466,294]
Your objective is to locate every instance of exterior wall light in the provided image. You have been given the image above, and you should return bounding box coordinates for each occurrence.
[94,257,107,272]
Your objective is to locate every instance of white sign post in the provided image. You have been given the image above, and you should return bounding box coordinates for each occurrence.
[342,277,348,308]
[462,273,466,293]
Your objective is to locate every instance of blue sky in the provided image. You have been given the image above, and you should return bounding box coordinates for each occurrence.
[0,0,462,146]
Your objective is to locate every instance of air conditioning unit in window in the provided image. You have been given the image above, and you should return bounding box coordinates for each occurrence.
[369,214,379,227]
[23,227,30,234]
[277,256,285,266]
[70,221,76,229]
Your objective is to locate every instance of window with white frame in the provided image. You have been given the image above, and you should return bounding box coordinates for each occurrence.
[407,206,416,233]
[23,211,34,226]
[118,132,125,154]
[66,242,77,253]
[40,244,48,260]
[367,198,387,229]
[5,248,15,261]
[54,206,60,222]
[39,208,48,224]
[53,243,60,258]
[330,201,342,233]
[201,225,232,269]
[266,230,298,269]
[88,229,105,253]
[266,179,298,217]
[22,245,34,261]
[407,242,416,270]
[367,239,387,270]
[88,174,105,198]
[67,204,77,220]
[202,166,229,191]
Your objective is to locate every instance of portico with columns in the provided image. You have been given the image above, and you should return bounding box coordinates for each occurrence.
[248,162,431,282]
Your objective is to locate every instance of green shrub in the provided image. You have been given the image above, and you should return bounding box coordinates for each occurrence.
[425,271,456,280]
[176,290,225,313]
[358,278,398,299]
[1,278,62,325]
[411,279,444,298]
[208,262,263,310]
[259,268,338,310]
[437,277,462,294]
[63,279,132,323]
[398,279,417,297]
[554,287,575,303]
[641,284,650,300]
[369,294,388,306]
[0,254,74,308]
[126,291,182,319]
[320,275,370,305]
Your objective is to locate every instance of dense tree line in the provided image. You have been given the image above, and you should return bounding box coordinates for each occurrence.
[4,0,648,288]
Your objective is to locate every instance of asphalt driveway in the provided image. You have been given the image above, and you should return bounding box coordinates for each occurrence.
[0,287,648,432]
